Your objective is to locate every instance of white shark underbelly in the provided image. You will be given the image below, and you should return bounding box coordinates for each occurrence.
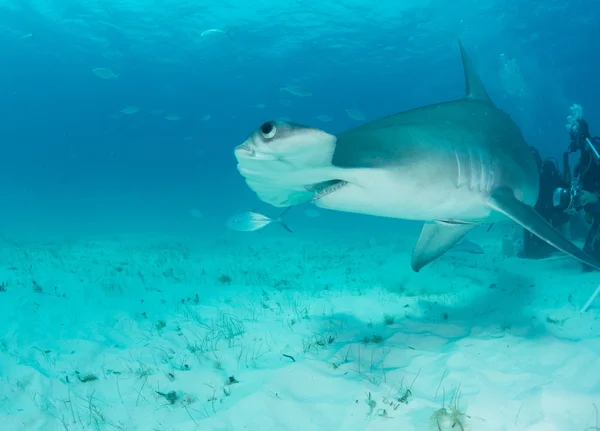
[313,168,498,222]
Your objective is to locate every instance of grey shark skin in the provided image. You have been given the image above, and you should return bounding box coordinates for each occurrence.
[234,40,600,272]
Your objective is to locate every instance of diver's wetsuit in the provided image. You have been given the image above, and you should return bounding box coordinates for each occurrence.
[520,150,569,259]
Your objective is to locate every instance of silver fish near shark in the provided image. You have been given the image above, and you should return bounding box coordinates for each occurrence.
[233,40,600,276]
[227,208,292,233]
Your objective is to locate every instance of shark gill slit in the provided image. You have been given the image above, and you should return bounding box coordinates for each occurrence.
[467,146,475,191]
[477,151,485,192]
[481,154,488,192]
[454,149,462,188]
[475,149,482,192]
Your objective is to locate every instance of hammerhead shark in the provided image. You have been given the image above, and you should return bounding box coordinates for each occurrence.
[233,40,600,276]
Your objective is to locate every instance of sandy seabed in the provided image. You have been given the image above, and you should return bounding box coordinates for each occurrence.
[0,230,599,431]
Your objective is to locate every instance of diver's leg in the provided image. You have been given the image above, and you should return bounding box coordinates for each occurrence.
[519,214,571,259]
[519,229,535,258]
[519,229,554,259]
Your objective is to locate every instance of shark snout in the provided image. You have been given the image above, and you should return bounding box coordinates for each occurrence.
[235,142,278,162]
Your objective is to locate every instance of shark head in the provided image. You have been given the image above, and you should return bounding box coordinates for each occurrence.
[234,120,339,207]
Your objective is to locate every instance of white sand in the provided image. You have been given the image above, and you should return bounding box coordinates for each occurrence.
[0,230,599,430]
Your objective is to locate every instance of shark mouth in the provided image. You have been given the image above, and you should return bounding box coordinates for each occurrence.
[235,142,256,157]
[310,179,348,201]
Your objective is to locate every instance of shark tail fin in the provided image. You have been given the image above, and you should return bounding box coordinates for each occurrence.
[457,39,492,104]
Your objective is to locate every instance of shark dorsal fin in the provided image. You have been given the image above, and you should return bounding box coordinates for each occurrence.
[458,39,492,103]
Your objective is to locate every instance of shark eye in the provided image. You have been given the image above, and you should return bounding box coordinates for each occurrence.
[260,121,277,140]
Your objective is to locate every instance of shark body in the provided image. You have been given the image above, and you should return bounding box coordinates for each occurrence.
[234,41,600,273]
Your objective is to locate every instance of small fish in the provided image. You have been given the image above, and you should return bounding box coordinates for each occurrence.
[451,240,485,255]
[280,86,312,97]
[165,114,181,121]
[227,208,292,233]
[314,114,333,122]
[120,106,139,115]
[200,28,232,39]
[93,67,119,79]
[345,109,366,121]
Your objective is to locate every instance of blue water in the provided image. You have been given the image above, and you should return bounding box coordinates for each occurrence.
[0,0,598,239]
[2,3,600,430]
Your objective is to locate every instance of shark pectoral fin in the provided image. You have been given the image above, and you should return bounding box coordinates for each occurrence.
[411,221,476,272]
[488,188,600,270]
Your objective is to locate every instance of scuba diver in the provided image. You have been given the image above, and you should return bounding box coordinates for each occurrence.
[554,117,600,270]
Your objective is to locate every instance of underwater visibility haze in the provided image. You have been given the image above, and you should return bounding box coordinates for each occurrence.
[0,0,599,430]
